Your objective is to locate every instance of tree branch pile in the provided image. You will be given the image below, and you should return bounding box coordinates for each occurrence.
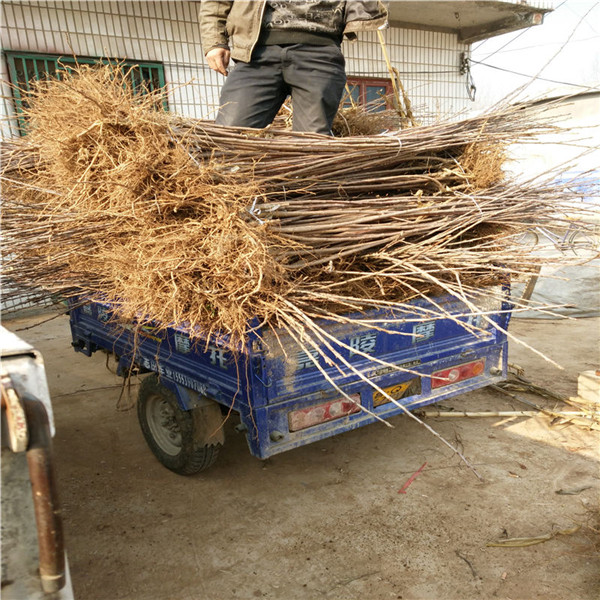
[1,65,596,350]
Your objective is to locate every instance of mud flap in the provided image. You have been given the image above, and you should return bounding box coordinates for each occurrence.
[192,402,225,447]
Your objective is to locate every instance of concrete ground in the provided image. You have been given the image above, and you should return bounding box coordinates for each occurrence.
[2,313,599,600]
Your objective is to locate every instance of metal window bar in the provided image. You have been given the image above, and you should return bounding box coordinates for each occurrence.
[5,51,167,134]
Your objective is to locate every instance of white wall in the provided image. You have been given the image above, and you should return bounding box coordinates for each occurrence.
[507,93,600,182]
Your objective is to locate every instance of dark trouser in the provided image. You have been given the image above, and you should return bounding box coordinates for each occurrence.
[215,44,346,135]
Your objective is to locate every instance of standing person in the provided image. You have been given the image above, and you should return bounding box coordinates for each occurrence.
[199,1,388,134]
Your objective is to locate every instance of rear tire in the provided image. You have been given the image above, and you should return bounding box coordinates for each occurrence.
[137,374,222,475]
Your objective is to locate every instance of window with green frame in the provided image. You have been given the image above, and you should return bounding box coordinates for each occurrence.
[4,51,167,134]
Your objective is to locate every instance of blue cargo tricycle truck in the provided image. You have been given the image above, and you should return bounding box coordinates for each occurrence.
[69,289,511,475]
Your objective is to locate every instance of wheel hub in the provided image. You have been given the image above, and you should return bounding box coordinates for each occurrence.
[146,395,182,456]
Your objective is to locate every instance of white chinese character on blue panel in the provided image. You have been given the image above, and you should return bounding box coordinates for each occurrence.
[349,332,377,357]
[414,321,436,342]
[174,333,191,354]
[296,348,320,370]
[209,345,228,369]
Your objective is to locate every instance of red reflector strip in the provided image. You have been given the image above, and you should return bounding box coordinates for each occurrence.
[431,359,486,389]
[288,394,361,432]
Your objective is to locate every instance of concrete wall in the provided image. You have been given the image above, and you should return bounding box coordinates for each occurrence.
[507,92,600,318]
[507,92,600,184]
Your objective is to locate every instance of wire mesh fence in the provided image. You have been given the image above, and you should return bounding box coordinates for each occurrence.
[1,0,475,130]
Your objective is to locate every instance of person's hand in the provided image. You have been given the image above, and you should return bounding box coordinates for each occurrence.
[206,48,231,76]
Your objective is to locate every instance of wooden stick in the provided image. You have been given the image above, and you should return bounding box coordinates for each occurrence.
[490,385,600,430]
[420,410,590,418]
